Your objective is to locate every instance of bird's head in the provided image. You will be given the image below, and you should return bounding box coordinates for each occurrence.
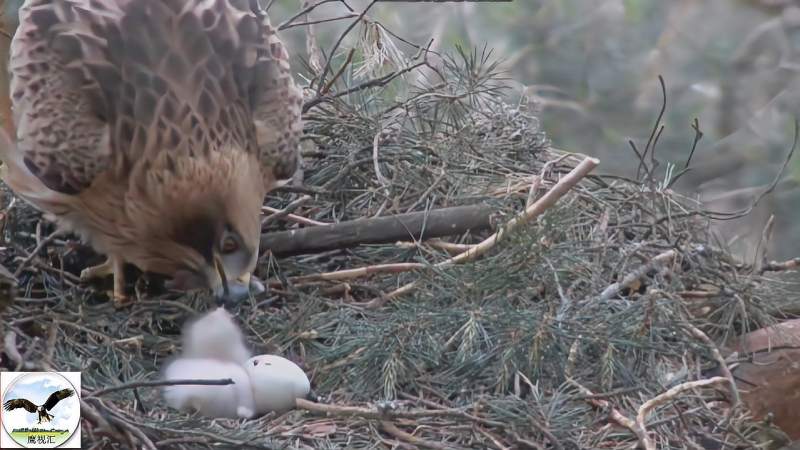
[128,151,267,304]
[167,208,261,305]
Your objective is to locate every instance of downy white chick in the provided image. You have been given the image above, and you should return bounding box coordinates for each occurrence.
[162,307,311,418]
[162,358,256,419]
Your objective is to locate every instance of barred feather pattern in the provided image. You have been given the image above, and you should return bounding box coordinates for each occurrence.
[2,0,301,278]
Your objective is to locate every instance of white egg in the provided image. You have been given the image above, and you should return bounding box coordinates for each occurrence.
[245,355,311,413]
[162,358,256,419]
[181,307,251,365]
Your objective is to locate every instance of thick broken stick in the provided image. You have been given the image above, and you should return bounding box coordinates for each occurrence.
[260,205,493,257]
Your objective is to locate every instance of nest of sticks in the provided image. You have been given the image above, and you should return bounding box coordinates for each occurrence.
[2,2,800,449]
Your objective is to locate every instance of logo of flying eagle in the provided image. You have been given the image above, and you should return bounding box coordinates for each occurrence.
[3,388,75,424]
[0,0,302,307]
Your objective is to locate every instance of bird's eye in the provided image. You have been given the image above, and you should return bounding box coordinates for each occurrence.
[221,236,238,254]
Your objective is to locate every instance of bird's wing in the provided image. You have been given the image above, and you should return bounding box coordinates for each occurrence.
[42,388,74,411]
[3,398,38,413]
[10,0,300,196]
[9,0,119,195]
[243,5,303,182]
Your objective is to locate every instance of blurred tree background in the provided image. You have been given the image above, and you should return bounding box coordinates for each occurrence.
[3,0,799,260]
[267,0,800,262]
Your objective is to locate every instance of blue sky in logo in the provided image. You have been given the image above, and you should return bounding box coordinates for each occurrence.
[2,374,78,431]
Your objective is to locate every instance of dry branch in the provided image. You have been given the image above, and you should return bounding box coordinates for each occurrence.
[682,323,740,411]
[635,377,730,450]
[598,249,677,300]
[260,204,493,257]
[568,379,651,449]
[439,157,599,267]
[375,156,600,303]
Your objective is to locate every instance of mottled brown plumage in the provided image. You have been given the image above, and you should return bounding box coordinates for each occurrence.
[0,0,302,305]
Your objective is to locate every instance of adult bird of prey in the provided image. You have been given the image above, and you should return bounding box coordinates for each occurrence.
[0,0,302,306]
[3,388,75,424]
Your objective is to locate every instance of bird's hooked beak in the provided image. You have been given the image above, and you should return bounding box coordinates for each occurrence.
[213,256,264,307]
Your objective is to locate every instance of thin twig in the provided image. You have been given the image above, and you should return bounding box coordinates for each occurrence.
[261,206,329,226]
[395,238,475,254]
[13,229,61,278]
[315,0,377,94]
[278,0,348,30]
[271,262,424,287]
[637,75,667,183]
[262,195,312,227]
[320,48,355,95]
[85,378,235,399]
[381,421,467,450]
[682,323,740,411]
[753,214,775,274]
[372,126,391,189]
[304,39,433,112]
[279,13,359,30]
[568,378,651,450]
[685,117,703,169]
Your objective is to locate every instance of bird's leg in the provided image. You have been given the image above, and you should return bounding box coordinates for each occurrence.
[80,258,114,281]
[111,257,131,308]
[80,257,130,307]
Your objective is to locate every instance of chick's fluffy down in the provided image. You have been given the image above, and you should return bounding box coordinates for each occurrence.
[181,307,251,365]
[162,358,256,419]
